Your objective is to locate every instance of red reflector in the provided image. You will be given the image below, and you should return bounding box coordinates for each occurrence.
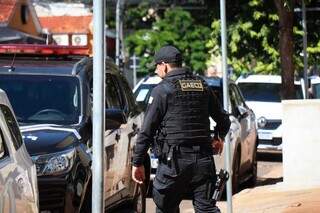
[0,44,89,56]
[24,49,37,54]
[41,49,54,54]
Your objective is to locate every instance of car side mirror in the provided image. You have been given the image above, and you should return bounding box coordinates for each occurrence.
[237,105,248,119]
[105,109,127,130]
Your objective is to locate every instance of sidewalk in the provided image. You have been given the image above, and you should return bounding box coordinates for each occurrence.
[218,183,320,213]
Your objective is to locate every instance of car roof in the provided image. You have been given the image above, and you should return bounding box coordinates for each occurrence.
[0,57,78,75]
[201,76,223,87]
[0,56,120,77]
[236,75,282,84]
[133,75,236,93]
[141,75,162,85]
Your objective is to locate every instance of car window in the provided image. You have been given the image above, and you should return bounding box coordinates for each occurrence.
[111,75,127,110]
[232,84,247,107]
[0,105,23,150]
[106,74,122,109]
[238,82,303,102]
[117,75,136,113]
[0,75,81,125]
[0,129,8,159]
[238,83,281,102]
[229,87,238,115]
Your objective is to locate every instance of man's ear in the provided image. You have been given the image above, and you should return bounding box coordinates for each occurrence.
[164,64,168,74]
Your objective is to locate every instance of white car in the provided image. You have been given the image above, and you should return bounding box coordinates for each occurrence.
[0,89,39,213]
[236,74,304,153]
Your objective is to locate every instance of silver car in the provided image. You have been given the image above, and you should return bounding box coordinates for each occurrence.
[0,89,38,213]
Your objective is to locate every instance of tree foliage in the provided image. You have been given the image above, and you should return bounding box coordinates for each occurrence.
[207,0,280,77]
[125,7,211,75]
[207,0,320,78]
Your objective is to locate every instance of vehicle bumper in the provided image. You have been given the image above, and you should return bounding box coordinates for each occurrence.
[257,128,282,153]
[257,138,282,153]
[38,175,79,213]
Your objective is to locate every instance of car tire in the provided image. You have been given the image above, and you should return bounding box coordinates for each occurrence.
[232,149,240,194]
[247,143,258,187]
[132,183,146,213]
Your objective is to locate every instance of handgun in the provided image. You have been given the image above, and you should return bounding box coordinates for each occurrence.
[212,169,229,201]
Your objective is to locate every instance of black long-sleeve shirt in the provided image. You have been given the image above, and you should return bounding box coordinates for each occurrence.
[133,69,230,166]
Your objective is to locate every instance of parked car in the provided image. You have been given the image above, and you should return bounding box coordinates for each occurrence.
[0,89,39,213]
[133,75,258,192]
[0,45,149,213]
[236,74,305,153]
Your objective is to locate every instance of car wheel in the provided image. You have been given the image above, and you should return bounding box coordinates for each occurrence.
[247,143,258,187]
[232,149,240,194]
[133,183,146,213]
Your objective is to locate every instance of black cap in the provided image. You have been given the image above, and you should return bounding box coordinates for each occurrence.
[154,45,182,64]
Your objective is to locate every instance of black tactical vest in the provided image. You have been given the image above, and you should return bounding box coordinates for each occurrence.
[160,72,211,145]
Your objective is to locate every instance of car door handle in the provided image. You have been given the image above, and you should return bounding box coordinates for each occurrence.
[115,133,120,141]
[132,123,139,136]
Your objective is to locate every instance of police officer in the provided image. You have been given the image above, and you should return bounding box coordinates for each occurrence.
[132,45,231,213]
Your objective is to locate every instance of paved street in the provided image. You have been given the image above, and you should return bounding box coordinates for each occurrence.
[112,153,283,212]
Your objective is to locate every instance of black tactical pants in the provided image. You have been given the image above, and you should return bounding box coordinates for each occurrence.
[152,147,220,213]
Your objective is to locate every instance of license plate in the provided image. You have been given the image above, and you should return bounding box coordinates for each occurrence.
[258,132,272,140]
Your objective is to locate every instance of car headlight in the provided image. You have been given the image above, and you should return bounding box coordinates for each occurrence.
[32,148,76,176]
[257,116,267,128]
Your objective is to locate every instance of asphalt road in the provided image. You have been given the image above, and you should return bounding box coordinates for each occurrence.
[111,152,283,213]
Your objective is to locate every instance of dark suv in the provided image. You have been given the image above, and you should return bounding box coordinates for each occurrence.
[0,53,149,212]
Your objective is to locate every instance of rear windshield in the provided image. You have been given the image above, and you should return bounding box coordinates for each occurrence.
[0,74,81,125]
[238,83,303,102]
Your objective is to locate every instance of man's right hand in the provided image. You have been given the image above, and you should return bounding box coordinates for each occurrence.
[212,137,224,155]
[132,165,145,185]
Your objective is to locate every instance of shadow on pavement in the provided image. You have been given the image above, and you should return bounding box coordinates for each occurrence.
[255,177,283,187]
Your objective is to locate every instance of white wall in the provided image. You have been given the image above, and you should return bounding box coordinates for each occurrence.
[282,100,320,189]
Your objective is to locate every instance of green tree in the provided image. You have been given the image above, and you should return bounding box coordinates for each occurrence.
[125,7,211,75]
[206,0,320,83]
[207,0,280,77]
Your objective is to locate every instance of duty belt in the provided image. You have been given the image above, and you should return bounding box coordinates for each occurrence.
[161,143,211,164]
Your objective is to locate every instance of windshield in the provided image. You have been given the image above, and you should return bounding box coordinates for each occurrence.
[238,83,303,102]
[0,75,81,125]
[133,84,157,110]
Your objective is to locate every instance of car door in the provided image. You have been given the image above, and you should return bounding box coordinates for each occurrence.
[104,73,125,204]
[116,75,143,196]
[0,106,37,213]
[0,124,13,213]
[234,85,257,168]
[229,84,251,171]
